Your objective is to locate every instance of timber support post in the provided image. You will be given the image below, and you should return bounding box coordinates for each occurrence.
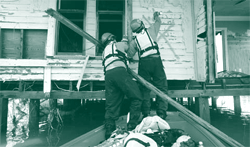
[29,99,40,138]
[0,80,8,146]
[233,96,241,116]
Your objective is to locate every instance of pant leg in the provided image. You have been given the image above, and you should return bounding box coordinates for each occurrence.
[104,69,124,121]
[152,57,168,112]
[115,68,142,124]
[138,59,152,116]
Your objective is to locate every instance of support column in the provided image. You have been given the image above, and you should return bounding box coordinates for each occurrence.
[0,83,8,146]
[233,96,241,116]
[29,99,40,138]
[211,96,217,110]
[195,97,211,123]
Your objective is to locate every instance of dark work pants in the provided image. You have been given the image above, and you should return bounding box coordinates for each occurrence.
[138,56,168,115]
[105,67,142,124]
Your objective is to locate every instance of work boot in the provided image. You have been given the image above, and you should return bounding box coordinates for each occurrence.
[156,110,167,120]
[105,120,116,140]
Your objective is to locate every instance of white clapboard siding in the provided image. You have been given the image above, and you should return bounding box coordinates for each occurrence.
[0,67,44,74]
[0,74,43,81]
[0,16,49,23]
[0,0,52,29]
[195,41,207,81]
[196,5,206,35]
[51,73,104,81]
[132,0,196,80]
[158,42,186,49]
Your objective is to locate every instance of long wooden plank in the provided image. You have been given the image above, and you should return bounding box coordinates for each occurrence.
[0,88,249,99]
[127,68,244,147]
[76,55,89,91]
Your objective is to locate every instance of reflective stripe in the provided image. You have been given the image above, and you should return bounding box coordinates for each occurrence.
[135,30,158,57]
[102,43,120,68]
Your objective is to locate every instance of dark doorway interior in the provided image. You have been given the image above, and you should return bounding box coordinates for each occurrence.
[97,0,124,55]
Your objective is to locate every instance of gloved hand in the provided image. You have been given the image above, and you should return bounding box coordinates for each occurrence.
[153,11,161,20]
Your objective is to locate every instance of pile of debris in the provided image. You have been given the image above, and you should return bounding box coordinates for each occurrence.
[95,116,199,147]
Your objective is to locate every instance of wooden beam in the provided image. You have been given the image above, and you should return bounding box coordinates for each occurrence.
[0,97,8,146]
[29,99,40,138]
[0,88,249,99]
[167,88,250,97]
[206,0,216,83]
[0,27,2,58]
[127,0,133,42]
[216,16,250,21]
[233,96,241,116]
[43,67,52,98]
[20,29,24,59]
[198,97,211,123]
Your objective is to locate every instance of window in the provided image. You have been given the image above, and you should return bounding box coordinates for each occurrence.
[96,0,125,56]
[57,0,86,55]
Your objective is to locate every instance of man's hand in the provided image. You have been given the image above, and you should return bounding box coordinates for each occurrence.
[153,11,161,20]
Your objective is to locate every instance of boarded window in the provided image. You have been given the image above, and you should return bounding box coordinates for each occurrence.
[1,29,46,59]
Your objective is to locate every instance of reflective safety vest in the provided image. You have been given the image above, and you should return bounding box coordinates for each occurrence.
[135,29,159,58]
[102,42,127,73]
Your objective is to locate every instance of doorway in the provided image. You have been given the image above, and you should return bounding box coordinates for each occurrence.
[96,0,125,56]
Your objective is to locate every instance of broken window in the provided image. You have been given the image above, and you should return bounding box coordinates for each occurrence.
[56,0,86,55]
[96,0,125,56]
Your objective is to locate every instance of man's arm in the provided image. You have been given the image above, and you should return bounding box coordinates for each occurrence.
[153,12,162,35]
[126,40,138,59]
[148,12,162,41]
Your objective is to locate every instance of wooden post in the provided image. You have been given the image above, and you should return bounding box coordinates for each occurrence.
[206,0,216,83]
[0,76,8,146]
[44,67,52,98]
[29,99,40,138]
[127,0,133,42]
[188,97,194,111]
[20,29,24,59]
[46,0,57,58]
[211,96,217,110]
[195,97,200,115]
[233,96,241,116]
[0,27,2,58]
[198,96,211,123]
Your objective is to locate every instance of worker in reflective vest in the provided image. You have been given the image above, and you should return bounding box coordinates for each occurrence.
[127,12,168,120]
[101,33,142,139]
